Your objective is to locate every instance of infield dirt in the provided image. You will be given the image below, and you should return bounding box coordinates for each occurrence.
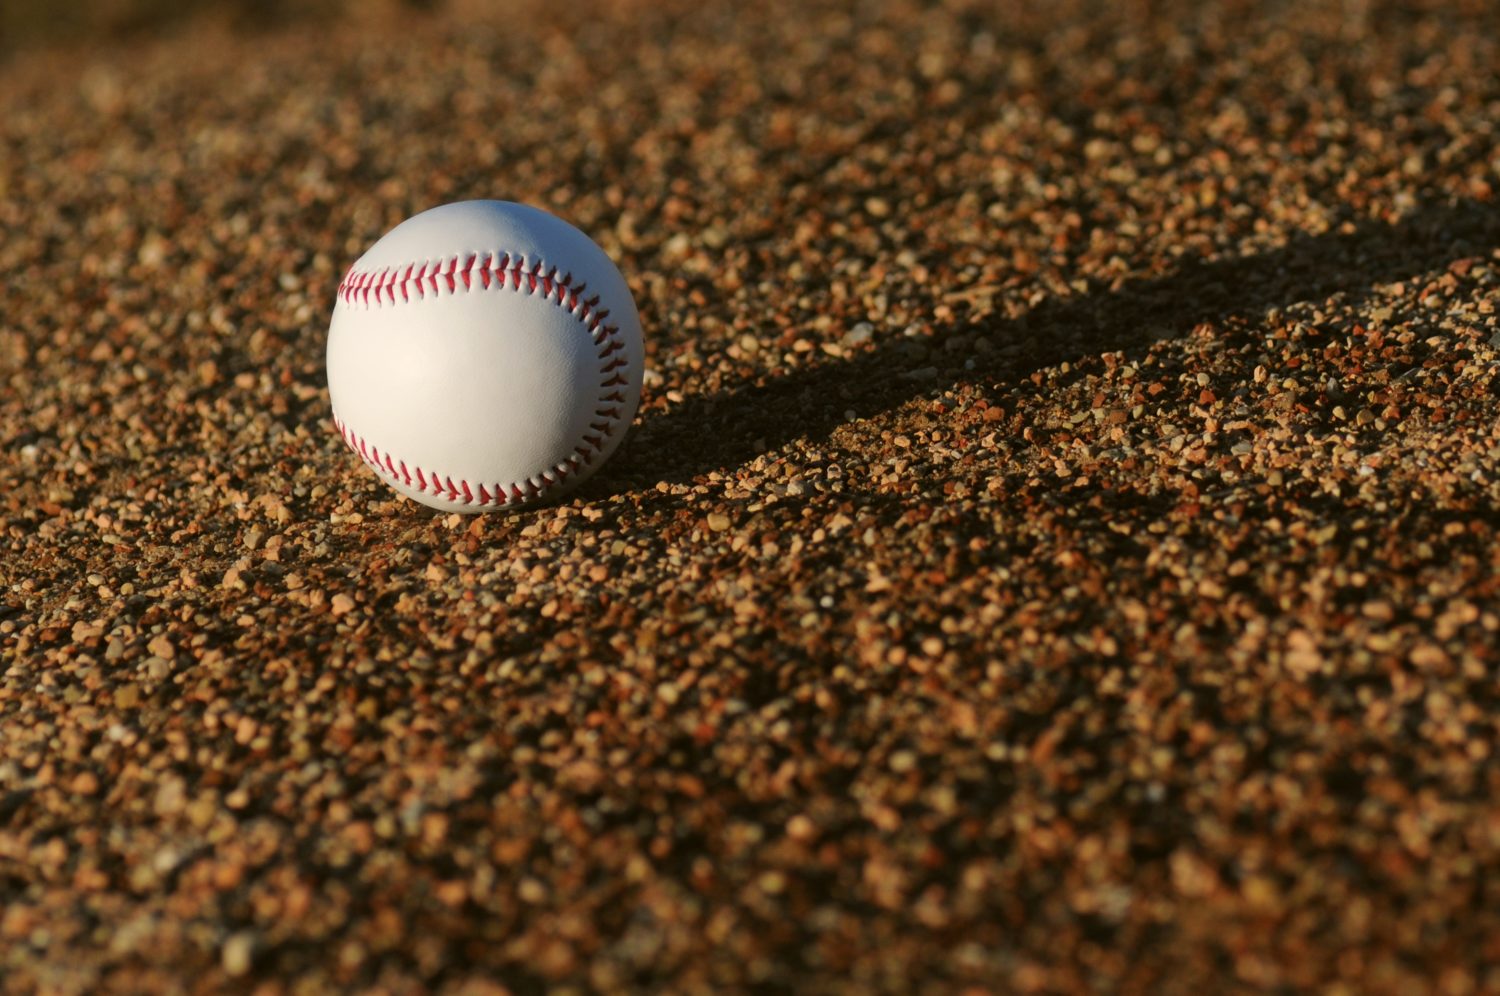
[2,0,1499,992]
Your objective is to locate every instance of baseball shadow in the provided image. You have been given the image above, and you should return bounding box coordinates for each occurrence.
[600,196,1500,493]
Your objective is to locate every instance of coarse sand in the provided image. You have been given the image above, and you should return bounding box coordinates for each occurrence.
[2,0,1500,991]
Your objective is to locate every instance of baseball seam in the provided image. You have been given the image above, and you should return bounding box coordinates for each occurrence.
[330,251,632,509]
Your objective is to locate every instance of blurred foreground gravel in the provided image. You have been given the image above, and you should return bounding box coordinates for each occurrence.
[2,0,1499,991]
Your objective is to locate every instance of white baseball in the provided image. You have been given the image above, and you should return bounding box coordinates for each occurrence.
[326,201,644,513]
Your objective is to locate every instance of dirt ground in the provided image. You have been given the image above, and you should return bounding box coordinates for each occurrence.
[2,0,1499,992]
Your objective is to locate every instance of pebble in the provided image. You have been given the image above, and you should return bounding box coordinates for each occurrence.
[222,933,256,977]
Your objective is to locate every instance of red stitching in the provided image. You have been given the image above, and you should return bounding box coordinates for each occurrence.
[333,247,635,508]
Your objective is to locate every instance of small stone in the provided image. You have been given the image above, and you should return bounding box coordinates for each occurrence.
[843,322,875,346]
[222,932,256,976]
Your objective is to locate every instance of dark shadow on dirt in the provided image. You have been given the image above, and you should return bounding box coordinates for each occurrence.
[602,197,1500,493]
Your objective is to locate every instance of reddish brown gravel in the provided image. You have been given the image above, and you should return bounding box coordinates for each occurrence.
[3,0,1500,992]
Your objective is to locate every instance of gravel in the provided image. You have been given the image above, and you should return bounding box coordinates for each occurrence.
[2,0,1499,991]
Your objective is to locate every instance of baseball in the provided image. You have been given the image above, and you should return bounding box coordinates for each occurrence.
[326,200,644,513]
